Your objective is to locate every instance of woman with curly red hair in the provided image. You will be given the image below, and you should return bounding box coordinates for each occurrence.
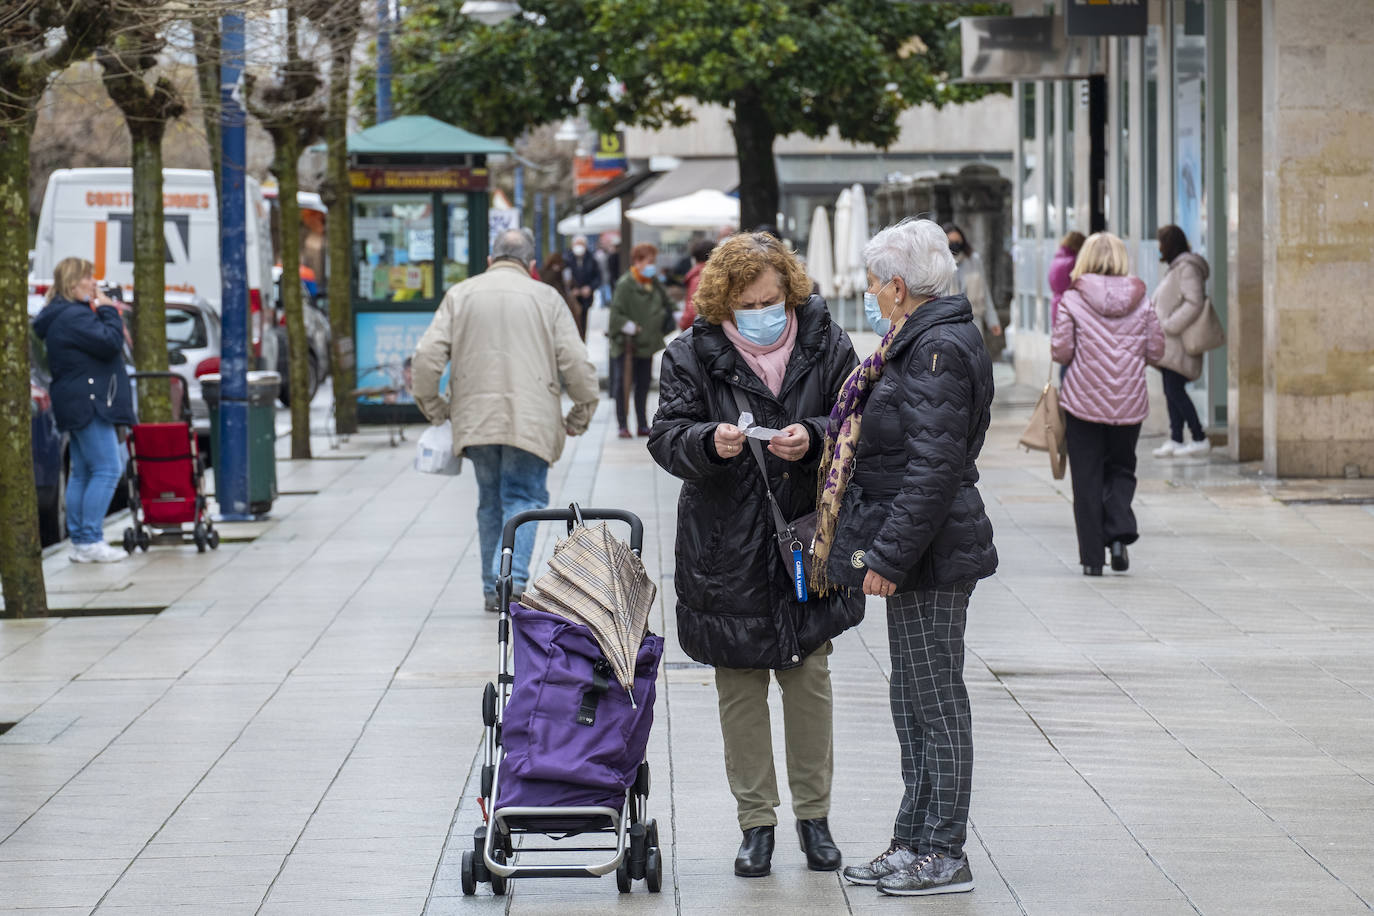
[647,232,863,879]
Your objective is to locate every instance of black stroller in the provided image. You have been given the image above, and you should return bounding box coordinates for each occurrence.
[460,505,665,896]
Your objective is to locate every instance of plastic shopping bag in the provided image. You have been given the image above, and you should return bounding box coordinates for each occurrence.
[415,421,462,475]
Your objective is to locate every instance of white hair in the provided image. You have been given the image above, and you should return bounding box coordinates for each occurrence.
[862,218,958,299]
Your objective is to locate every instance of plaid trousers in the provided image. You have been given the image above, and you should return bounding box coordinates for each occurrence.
[887,582,976,857]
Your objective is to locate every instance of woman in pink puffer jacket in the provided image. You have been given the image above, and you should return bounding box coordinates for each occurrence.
[1051,232,1165,577]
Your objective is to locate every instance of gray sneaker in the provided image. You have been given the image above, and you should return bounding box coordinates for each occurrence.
[841,841,920,886]
[877,851,974,896]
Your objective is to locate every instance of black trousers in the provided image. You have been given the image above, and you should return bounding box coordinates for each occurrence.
[1159,368,1205,443]
[610,354,653,432]
[1064,413,1141,568]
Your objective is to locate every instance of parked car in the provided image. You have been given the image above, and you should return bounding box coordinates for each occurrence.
[162,293,222,443]
[272,267,332,405]
[29,325,66,546]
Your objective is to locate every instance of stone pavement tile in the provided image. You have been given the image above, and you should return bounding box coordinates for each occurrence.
[95,906,257,916]
[258,895,429,914]
[0,909,92,916]
[0,873,116,910]
[1148,849,1371,915]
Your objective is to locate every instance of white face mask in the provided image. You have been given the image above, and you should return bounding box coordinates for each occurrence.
[572,244,587,257]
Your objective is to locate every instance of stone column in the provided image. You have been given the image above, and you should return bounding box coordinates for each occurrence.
[1261,0,1374,477]
[1227,0,1264,461]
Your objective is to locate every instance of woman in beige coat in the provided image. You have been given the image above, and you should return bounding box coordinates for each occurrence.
[1150,225,1210,458]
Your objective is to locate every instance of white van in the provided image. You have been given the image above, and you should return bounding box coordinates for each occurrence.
[31,168,279,369]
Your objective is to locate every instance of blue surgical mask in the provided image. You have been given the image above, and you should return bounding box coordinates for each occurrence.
[733,302,788,346]
[640,264,658,279]
[864,280,895,337]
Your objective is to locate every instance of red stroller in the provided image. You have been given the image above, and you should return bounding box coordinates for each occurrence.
[122,372,219,554]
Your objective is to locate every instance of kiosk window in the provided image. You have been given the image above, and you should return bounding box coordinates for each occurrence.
[443,196,469,287]
[353,195,436,301]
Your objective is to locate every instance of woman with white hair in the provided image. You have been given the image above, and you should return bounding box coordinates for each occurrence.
[811,219,997,898]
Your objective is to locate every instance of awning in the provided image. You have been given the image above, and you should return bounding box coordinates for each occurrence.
[633,157,738,208]
[573,168,659,213]
[626,189,740,230]
[558,199,621,236]
[776,153,1012,191]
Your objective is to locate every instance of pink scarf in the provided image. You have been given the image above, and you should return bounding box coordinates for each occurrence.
[722,312,798,396]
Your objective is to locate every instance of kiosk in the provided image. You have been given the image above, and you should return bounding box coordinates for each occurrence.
[344,115,510,425]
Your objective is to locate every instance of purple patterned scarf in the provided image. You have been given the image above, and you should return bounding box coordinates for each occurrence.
[810,312,912,593]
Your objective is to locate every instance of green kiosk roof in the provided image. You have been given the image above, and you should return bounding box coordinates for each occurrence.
[331,115,511,156]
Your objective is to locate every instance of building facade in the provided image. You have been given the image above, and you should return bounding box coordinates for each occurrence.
[999,0,1372,477]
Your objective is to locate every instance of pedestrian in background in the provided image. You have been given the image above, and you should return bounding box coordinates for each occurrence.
[608,243,671,438]
[540,251,585,340]
[563,234,599,326]
[1051,232,1164,576]
[677,238,715,331]
[1150,224,1211,458]
[812,219,996,898]
[412,228,598,612]
[1048,230,1085,327]
[648,231,862,880]
[594,232,619,307]
[943,223,1001,341]
[32,256,134,564]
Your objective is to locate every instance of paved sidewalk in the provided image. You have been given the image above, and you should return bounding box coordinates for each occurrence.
[3,366,1374,915]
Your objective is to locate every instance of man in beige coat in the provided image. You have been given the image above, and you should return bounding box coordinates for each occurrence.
[413,228,599,611]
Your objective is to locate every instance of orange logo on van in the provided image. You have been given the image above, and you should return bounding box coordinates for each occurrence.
[85,191,210,209]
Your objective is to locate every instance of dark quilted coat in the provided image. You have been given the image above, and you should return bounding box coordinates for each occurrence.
[648,296,864,670]
[829,294,998,593]
[32,297,135,433]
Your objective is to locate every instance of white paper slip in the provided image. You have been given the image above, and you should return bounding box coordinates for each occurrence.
[736,411,783,441]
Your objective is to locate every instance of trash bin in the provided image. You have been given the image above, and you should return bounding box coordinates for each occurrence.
[202,371,279,517]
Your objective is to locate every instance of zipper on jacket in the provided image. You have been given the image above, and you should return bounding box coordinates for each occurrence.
[931,352,940,373]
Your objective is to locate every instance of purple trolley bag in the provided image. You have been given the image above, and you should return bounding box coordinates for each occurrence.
[460,504,666,898]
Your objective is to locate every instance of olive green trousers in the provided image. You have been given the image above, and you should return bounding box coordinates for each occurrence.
[713,641,834,830]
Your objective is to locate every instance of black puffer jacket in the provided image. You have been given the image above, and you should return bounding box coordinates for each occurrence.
[827,294,997,592]
[32,297,135,433]
[648,296,864,670]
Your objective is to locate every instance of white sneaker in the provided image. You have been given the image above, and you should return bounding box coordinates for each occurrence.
[1152,440,1181,458]
[81,542,126,564]
[69,543,96,564]
[1180,438,1211,457]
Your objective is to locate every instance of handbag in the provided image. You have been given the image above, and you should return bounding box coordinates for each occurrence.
[1018,361,1067,480]
[727,387,815,601]
[1181,295,1225,356]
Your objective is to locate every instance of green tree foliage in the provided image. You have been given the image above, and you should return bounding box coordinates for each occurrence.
[389,0,1005,227]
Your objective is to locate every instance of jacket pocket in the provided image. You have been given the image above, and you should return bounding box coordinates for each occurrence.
[826,481,889,588]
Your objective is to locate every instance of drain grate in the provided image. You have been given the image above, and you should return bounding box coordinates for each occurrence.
[46,605,168,618]
[663,661,710,671]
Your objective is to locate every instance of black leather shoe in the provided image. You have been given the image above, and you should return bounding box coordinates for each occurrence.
[797,818,842,871]
[1110,541,1129,572]
[1083,565,1103,576]
[734,825,774,877]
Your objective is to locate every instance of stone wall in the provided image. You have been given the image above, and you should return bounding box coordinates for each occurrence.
[1261,0,1374,477]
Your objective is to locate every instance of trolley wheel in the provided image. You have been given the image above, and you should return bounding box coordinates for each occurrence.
[645,847,663,893]
[489,849,508,896]
[460,850,477,896]
[208,528,220,550]
[482,682,497,727]
[194,521,208,553]
[635,761,651,798]
[616,857,632,893]
[646,818,659,850]
[122,528,136,554]
[137,530,151,552]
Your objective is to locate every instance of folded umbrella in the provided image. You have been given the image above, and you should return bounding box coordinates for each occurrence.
[521,522,656,701]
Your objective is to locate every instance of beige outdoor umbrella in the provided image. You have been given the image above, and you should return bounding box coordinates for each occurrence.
[521,523,656,703]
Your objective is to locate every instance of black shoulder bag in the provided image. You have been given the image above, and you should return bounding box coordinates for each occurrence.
[727,387,817,602]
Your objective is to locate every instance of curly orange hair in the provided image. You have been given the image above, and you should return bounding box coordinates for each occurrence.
[692,232,813,325]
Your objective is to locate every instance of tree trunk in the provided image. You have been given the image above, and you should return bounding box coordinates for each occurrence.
[277,133,312,459]
[0,117,50,619]
[731,92,780,233]
[130,122,172,423]
[324,36,357,435]
[191,17,222,211]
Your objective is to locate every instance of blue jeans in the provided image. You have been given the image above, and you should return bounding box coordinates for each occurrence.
[466,445,550,598]
[67,419,124,545]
